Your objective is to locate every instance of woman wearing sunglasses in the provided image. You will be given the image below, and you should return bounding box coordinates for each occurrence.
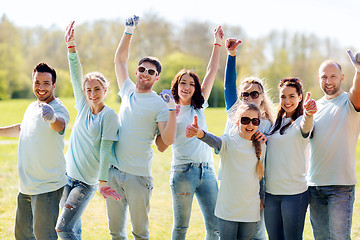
[156,26,223,239]
[186,102,265,239]
[221,38,274,239]
[56,21,122,239]
[264,78,317,239]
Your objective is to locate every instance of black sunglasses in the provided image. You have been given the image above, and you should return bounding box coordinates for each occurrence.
[240,117,260,126]
[138,66,158,76]
[241,91,260,99]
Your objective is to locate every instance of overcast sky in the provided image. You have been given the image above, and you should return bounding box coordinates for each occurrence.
[1,0,359,49]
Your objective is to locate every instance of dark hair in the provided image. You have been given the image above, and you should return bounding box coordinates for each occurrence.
[32,62,57,84]
[138,57,162,74]
[170,69,204,109]
[269,78,304,135]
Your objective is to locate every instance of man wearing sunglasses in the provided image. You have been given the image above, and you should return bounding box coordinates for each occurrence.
[308,50,360,240]
[105,15,176,240]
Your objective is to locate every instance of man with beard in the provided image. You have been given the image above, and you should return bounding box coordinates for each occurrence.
[0,62,70,239]
[308,50,360,240]
[106,15,176,239]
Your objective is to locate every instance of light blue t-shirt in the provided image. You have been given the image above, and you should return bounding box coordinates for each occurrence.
[309,92,360,186]
[216,134,266,222]
[111,78,169,177]
[66,52,119,185]
[66,98,119,185]
[18,99,70,195]
[172,103,213,166]
[265,116,310,195]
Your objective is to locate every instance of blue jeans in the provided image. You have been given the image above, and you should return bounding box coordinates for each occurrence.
[106,166,153,240]
[264,190,309,240]
[309,185,355,240]
[170,162,219,240]
[56,175,97,240]
[15,187,64,240]
[253,209,266,240]
[218,218,256,240]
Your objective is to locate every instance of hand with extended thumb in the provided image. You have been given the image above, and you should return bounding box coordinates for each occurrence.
[185,116,203,138]
[303,92,317,116]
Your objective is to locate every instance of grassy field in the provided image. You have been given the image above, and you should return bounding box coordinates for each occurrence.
[0,98,360,239]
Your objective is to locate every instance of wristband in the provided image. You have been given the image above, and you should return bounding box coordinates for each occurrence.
[214,43,221,47]
[67,45,75,49]
[124,26,135,35]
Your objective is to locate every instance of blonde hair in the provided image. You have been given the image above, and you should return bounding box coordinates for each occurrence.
[83,72,110,91]
[238,76,274,125]
[235,103,264,180]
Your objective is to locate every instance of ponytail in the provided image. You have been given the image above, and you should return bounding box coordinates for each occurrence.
[251,134,264,180]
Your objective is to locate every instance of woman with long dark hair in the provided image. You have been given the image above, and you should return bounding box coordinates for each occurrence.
[264,78,317,239]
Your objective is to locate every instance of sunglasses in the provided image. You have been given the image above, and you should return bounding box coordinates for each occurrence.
[137,66,158,76]
[241,91,260,99]
[240,117,260,126]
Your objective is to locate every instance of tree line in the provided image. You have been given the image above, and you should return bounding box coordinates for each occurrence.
[0,13,356,107]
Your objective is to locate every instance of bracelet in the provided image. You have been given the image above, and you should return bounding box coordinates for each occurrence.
[67,45,75,49]
[214,43,221,47]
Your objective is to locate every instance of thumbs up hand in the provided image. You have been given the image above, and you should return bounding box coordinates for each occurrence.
[185,115,204,138]
[303,92,317,116]
[347,50,360,72]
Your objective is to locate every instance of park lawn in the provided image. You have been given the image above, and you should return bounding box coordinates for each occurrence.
[0,98,359,239]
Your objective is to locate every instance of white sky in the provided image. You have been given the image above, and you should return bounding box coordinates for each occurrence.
[1,0,359,48]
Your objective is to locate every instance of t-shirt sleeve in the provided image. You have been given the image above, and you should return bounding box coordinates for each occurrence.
[156,99,169,123]
[101,109,119,142]
[119,78,136,99]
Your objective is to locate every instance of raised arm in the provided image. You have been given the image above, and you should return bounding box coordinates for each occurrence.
[201,26,224,101]
[224,38,242,111]
[114,15,139,90]
[65,21,83,102]
[301,92,317,136]
[347,50,360,111]
[0,123,21,137]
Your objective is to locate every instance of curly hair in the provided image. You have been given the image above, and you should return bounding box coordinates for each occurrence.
[170,69,204,109]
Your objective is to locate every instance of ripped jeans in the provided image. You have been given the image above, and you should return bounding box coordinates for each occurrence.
[56,175,97,240]
[170,162,219,240]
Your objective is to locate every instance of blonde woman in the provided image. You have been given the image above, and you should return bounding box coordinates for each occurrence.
[56,21,121,239]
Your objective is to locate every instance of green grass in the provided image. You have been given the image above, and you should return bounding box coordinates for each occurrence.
[0,98,360,239]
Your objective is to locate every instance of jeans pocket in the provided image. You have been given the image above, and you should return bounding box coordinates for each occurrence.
[172,163,192,173]
[136,176,154,190]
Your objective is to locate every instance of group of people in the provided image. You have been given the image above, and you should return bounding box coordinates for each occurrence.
[0,14,359,240]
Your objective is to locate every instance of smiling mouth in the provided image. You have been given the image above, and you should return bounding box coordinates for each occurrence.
[37,91,47,96]
[245,128,254,133]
